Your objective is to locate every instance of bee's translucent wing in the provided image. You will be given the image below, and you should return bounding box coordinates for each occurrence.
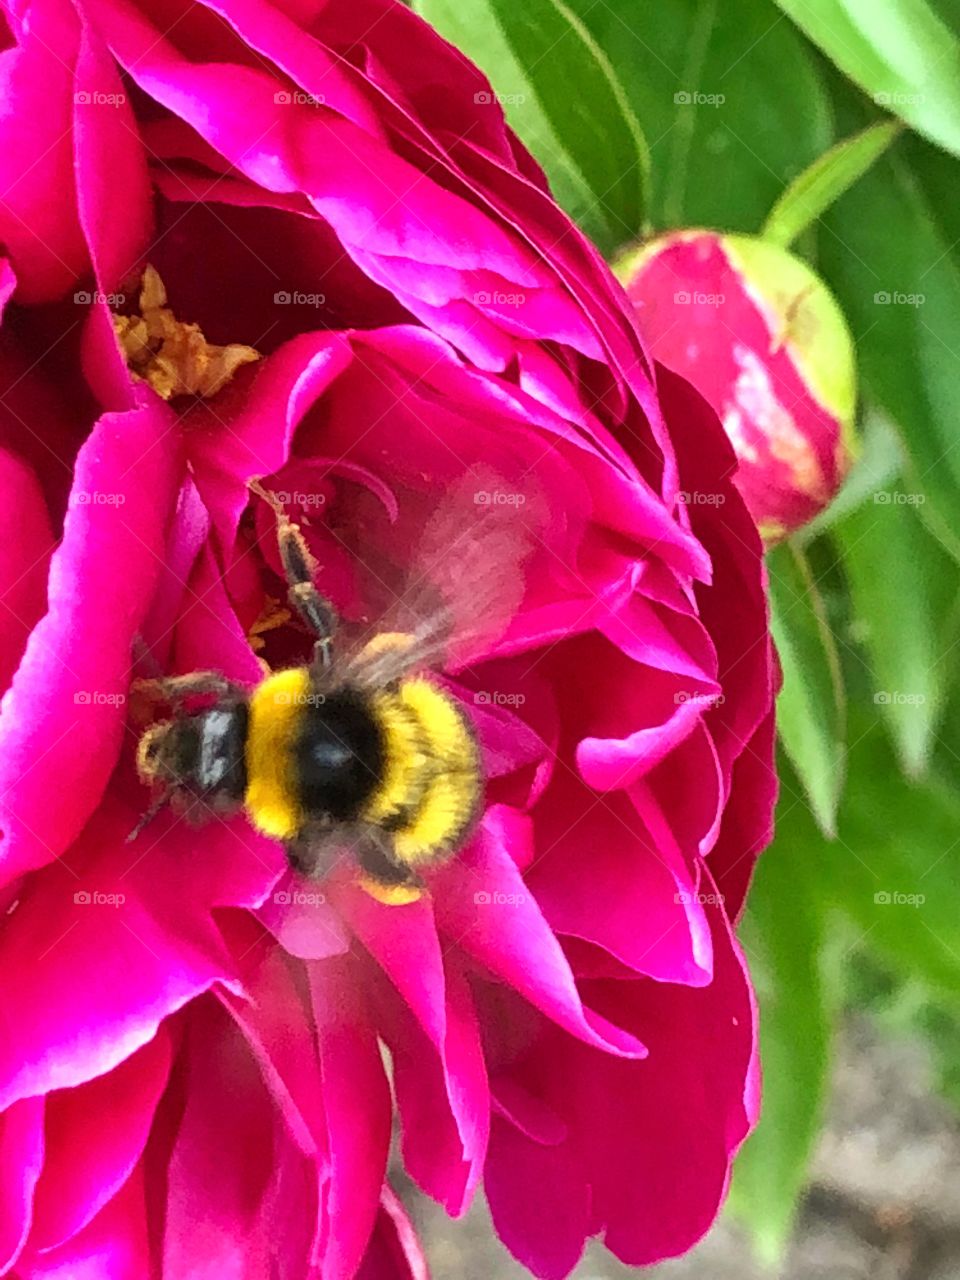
[331,466,552,683]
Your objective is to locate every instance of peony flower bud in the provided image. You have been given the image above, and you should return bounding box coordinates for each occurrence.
[617,231,857,541]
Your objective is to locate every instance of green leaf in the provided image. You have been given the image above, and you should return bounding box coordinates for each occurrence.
[835,489,958,777]
[820,149,960,563]
[913,996,960,1110]
[929,0,960,27]
[730,833,832,1263]
[783,720,960,999]
[413,0,648,253]
[747,737,960,1233]
[564,0,832,234]
[773,0,960,158]
[763,121,902,247]
[768,542,847,834]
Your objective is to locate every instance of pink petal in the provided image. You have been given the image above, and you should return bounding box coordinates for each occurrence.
[581,884,756,1265]
[0,259,15,312]
[356,1186,430,1280]
[309,955,392,1280]
[0,0,88,301]
[659,366,774,790]
[72,15,152,294]
[0,802,252,1111]
[257,882,351,963]
[163,1000,292,1280]
[706,709,778,920]
[490,1078,566,1147]
[431,809,646,1059]
[219,944,328,1157]
[528,778,712,985]
[486,1115,590,1280]
[635,719,725,863]
[572,647,713,793]
[0,402,183,885]
[167,542,265,688]
[577,695,704,791]
[137,479,210,673]
[0,1097,44,1273]
[30,1028,172,1251]
[297,0,683,503]
[187,331,352,556]
[350,938,488,1215]
[0,449,54,696]
[484,879,755,1275]
[17,1163,150,1280]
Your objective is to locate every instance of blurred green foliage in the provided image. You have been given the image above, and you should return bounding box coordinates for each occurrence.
[415,0,960,1262]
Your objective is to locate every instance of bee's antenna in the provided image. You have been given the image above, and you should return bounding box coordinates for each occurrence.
[126,792,169,843]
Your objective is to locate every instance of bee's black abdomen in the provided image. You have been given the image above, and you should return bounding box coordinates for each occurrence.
[294,690,384,821]
[192,703,249,800]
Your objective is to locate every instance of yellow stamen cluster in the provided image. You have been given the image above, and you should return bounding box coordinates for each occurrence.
[248,594,293,653]
[113,265,260,400]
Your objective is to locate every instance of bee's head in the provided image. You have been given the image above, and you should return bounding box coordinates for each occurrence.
[136,720,177,784]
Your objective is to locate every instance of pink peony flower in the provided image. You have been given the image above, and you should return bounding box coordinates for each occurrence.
[0,1,776,1277]
[617,231,857,541]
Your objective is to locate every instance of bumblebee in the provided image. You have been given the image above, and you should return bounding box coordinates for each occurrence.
[133,483,481,904]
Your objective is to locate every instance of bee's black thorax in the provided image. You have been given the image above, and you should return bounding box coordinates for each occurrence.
[294,688,385,821]
[176,703,249,800]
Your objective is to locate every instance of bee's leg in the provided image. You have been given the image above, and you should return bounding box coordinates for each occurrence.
[251,480,338,670]
[125,790,170,843]
[133,671,242,706]
[280,530,338,672]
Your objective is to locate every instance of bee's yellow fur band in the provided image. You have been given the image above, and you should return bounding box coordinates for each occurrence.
[369,678,479,867]
[244,667,311,839]
[362,693,428,826]
[357,876,423,906]
[244,666,479,874]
